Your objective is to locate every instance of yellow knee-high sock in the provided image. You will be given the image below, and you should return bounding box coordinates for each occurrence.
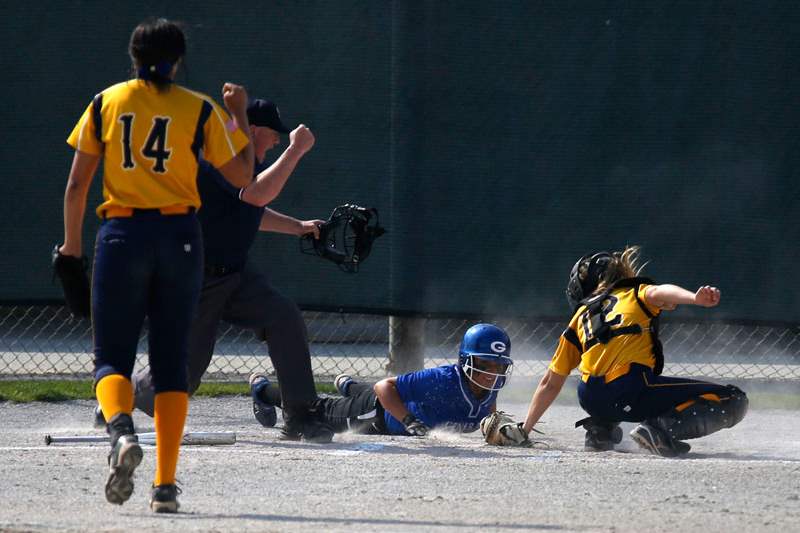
[154,391,188,486]
[95,374,134,422]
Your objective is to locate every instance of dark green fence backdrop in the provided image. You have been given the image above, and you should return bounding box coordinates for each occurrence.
[1,2,797,322]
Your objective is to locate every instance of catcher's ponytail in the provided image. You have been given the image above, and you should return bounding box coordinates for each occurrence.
[594,245,647,294]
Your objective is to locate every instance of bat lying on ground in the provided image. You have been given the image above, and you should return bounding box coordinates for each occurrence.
[44,431,236,446]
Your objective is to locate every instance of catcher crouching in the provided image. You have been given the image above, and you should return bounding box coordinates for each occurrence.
[251,323,527,444]
[521,247,747,457]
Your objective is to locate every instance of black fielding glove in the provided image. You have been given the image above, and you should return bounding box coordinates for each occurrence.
[51,245,91,318]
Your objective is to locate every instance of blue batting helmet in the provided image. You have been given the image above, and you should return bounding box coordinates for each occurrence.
[458,324,513,391]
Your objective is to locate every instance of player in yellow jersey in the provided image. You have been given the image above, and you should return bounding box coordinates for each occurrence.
[56,18,254,512]
[520,246,747,457]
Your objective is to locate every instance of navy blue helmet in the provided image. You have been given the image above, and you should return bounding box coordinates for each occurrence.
[566,252,614,311]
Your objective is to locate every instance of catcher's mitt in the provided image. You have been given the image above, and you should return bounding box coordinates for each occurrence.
[480,411,530,446]
[300,204,385,273]
[52,245,91,318]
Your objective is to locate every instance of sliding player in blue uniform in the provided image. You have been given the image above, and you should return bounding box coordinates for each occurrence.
[251,323,513,436]
[520,246,748,456]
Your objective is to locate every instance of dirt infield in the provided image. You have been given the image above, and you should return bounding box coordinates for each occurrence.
[1,395,798,532]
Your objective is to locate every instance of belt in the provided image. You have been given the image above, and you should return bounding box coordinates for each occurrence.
[204,264,240,277]
[102,205,195,219]
[581,363,632,384]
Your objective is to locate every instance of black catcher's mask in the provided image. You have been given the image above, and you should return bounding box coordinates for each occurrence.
[565,251,614,311]
[300,204,386,273]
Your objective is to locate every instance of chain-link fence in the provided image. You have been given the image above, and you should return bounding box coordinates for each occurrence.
[1,305,798,382]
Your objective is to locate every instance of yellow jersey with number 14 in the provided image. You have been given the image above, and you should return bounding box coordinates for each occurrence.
[67,79,249,217]
[548,283,662,378]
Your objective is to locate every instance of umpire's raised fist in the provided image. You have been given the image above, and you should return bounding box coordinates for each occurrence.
[222,83,248,114]
[289,124,315,155]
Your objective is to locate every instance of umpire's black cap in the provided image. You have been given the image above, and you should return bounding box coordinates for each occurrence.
[247,99,290,133]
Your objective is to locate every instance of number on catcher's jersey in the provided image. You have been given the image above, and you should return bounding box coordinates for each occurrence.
[119,114,172,173]
[580,295,622,343]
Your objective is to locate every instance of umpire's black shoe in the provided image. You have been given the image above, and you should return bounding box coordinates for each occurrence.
[281,419,335,444]
[150,483,181,513]
[93,405,106,429]
[249,373,278,428]
[630,423,691,457]
[303,419,335,444]
[279,424,302,441]
[105,434,143,505]
[281,402,334,444]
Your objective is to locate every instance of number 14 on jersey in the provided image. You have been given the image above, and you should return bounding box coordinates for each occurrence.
[118,114,172,173]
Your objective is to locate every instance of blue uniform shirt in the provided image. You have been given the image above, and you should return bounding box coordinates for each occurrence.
[197,159,270,269]
[384,364,498,435]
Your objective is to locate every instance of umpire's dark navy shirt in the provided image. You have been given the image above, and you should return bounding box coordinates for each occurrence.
[197,159,269,269]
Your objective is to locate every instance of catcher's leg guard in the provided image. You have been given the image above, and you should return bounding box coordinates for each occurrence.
[654,385,748,441]
[575,417,623,451]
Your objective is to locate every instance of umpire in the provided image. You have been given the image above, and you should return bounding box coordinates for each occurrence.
[116,99,333,443]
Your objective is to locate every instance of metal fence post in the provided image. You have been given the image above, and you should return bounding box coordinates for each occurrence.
[387,316,426,374]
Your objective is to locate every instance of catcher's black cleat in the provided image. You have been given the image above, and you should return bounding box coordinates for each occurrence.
[249,373,278,428]
[150,483,181,513]
[576,417,622,451]
[584,425,623,452]
[93,405,106,429]
[334,373,354,397]
[105,434,143,505]
[630,423,691,457]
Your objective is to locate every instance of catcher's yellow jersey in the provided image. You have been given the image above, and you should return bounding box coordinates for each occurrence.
[67,79,249,217]
[549,284,661,377]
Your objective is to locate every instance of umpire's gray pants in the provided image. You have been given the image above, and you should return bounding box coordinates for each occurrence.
[132,261,318,416]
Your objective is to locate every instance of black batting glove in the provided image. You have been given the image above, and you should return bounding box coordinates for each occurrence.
[402,414,429,436]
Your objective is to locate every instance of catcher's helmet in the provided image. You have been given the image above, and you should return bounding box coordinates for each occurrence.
[458,324,513,392]
[300,204,385,273]
[565,252,614,311]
